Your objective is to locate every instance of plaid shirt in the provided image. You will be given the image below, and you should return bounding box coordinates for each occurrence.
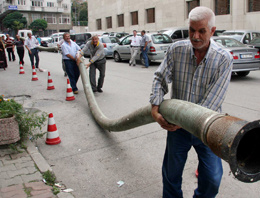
[149,39,233,112]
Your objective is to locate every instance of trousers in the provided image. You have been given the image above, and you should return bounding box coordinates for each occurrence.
[89,58,106,91]
[17,48,24,65]
[64,59,80,91]
[129,46,140,65]
[28,48,39,68]
[162,129,223,198]
[7,48,15,61]
[141,46,149,67]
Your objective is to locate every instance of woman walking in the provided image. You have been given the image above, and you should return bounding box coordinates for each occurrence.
[0,36,8,69]
[15,35,25,65]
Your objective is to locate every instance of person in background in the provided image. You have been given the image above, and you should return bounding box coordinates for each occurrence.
[0,36,8,69]
[57,38,67,77]
[150,6,233,198]
[140,30,149,68]
[5,34,15,62]
[61,32,80,94]
[15,35,25,65]
[36,36,41,45]
[25,32,44,72]
[78,35,106,93]
[129,30,141,66]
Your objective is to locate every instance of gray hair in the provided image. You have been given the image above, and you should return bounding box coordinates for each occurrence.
[188,6,215,30]
[91,34,99,39]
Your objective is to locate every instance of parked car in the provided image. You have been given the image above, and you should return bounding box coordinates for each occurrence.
[159,27,189,42]
[109,32,129,39]
[213,36,260,76]
[18,29,32,38]
[47,36,63,51]
[50,32,64,38]
[40,37,52,47]
[248,37,260,52]
[221,30,260,44]
[70,33,91,46]
[113,33,173,65]
[82,36,120,57]
[213,30,225,36]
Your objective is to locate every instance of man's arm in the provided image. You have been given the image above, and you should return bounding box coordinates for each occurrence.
[24,40,31,54]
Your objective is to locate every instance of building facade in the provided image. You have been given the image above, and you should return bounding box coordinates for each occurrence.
[88,0,260,33]
[0,0,71,36]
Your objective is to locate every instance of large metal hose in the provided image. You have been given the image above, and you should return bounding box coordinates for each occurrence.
[78,57,260,183]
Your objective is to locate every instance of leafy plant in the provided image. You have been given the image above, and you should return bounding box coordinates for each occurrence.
[0,95,47,150]
[29,19,47,33]
[2,11,27,33]
[43,170,56,186]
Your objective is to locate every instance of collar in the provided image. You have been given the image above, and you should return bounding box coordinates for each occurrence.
[190,40,213,63]
[91,41,100,47]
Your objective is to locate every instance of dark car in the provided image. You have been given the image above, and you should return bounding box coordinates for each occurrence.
[70,33,92,46]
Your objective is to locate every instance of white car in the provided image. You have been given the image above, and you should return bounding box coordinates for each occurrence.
[47,36,63,52]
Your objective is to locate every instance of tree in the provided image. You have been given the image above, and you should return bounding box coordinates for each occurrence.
[29,19,47,33]
[3,11,27,33]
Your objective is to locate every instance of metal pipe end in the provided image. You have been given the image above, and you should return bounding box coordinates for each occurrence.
[229,120,260,183]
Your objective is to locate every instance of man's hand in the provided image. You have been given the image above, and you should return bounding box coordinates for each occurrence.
[76,58,82,66]
[86,62,91,68]
[151,105,181,131]
[29,50,31,54]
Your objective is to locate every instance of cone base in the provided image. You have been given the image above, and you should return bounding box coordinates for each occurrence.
[47,86,55,90]
[46,137,61,145]
[19,72,25,74]
[32,78,38,81]
[66,96,75,101]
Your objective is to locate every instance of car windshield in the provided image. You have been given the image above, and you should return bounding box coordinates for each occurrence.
[223,32,244,36]
[152,34,172,44]
[250,37,260,44]
[101,37,112,43]
[213,38,245,48]
[75,34,85,41]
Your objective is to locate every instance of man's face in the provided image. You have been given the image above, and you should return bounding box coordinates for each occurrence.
[133,31,137,36]
[6,34,9,38]
[141,32,144,36]
[189,19,215,50]
[16,35,20,39]
[64,34,70,42]
[28,33,32,38]
[92,37,99,46]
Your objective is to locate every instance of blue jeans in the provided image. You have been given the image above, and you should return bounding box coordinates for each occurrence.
[162,129,223,198]
[141,46,149,67]
[64,59,80,91]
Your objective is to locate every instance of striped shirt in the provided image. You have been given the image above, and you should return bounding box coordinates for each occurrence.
[149,39,233,112]
[61,40,80,60]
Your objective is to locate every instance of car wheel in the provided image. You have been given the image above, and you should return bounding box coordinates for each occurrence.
[236,71,250,77]
[114,51,121,62]
[140,54,151,65]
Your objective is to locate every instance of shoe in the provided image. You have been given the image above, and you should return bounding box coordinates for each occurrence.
[73,90,78,94]
[64,73,67,77]
[93,89,97,93]
[142,66,148,68]
[97,88,103,93]
[133,64,136,66]
[129,63,131,66]
[38,68,44,72]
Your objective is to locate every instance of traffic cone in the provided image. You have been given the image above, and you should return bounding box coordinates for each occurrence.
[19,62,25,74]
[47,71,55,90]
[195,169,199,178]
[66,78,75,101]
[31,66,38,81]
[45,113,61,145]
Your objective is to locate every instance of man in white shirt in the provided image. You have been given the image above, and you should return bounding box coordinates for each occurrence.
[24,32,43,72]
[129,30,141,66]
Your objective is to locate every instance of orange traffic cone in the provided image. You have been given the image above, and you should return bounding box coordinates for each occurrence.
[19,62,25,74]
[66,78,75,101]
[45,113,61,145]
[47,71,55,90]
[31,66,38,81]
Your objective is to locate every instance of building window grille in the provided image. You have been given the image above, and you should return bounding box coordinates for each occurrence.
[248,0,260,12]
[44,14,56,24]
[32,1,43,7]
[146,8,155,23]
[117,14,124,27]
[32,13,41,21]
[106,16,112,29]
[131,11,138,25]
[18,0,26,5]
[96,19,102,30]
[47,2,55,7]
[215,0,230,15]
[187,0,200,17]
[59,15,70,24]
[62,4,68,9]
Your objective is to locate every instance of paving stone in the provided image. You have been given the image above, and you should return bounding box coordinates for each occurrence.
[20,156,32,163]
[30,191,55,198]
[0,150,13,157]
[0,184,23,193]
[2,188,26,198]
[25,182,52,191]
[0,160,3,167]
[0,155,11,162]
[0,164,16,172]
[7,168,29,178]
[31,188,52,196]
[2,158,22,166]
[10,152,28,160]
[26,166,38,174]
[15,161,35,170]
[0,172,8,179]
[21,172,42,183]
[0,176,23,188]
[57,192,75,198]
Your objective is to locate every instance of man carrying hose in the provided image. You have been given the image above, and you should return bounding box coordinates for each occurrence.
[150,6,233,198]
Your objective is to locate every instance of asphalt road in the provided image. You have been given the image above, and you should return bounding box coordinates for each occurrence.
[1,50,260,198]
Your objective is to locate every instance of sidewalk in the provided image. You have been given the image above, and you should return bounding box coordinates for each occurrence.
[0,140,74,198]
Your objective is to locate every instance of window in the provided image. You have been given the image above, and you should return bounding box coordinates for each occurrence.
[215,0,230,15]
[62,4,68,9]
[32,13,41,21]
[43,14,56,24]
[32,1,43,7]
[106,16,112,29]
[117,14,124,27]
[47,2,54,7]
[18,0,25,5]
[187,0,200,17]
[96,19,102,30]
[252,32,260,39]
[248,0,260,12]
[146,8,155,23]
[59,15,70,24]
[131,11,138,25]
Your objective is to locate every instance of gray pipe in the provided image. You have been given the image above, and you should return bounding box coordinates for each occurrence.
[78,58,260,183]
